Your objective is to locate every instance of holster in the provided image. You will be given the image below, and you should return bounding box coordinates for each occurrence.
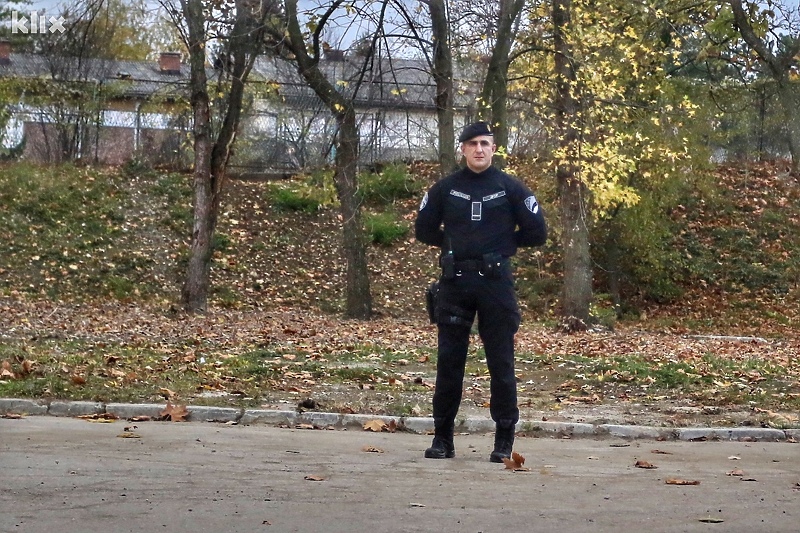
[425,281,439,324]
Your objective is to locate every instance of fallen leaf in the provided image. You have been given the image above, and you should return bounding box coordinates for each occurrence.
[160,402,189,422]
[698,517,724,523]
[635,460,657,469]
[666,478,701,485]
[159,388,176,399]
[650,449,672,455]
[117,431,141,438]
[77,413,119,421]
[728,455,741,460]
[128,415,151,422]
[304,475,325,481]
[1,360,16,378]
[726,469,744,477]
[362,445,384,453]
[565,394,601,404]
[1,413,25,419]
[409,502,426,507]
[363,419,387,432]
[502,451,530,471]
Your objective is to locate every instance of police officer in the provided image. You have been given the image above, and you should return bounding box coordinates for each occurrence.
[415,121,547,462]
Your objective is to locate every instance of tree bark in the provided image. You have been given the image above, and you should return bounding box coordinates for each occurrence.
[478,0,525,169]
[775,77,800,174]
[280,0,373,319]
[553,0,592,327]
[335,110,372,318]
[729,0,800,173]
[428,0,456,177]
[181,0,214,312]
[180,0,265,312]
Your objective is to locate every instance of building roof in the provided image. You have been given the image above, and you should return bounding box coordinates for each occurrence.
[0,52,191,101]
[250,54,476,111]
[0,49,478,111]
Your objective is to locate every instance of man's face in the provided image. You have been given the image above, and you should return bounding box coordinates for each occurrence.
[461,135,496,173]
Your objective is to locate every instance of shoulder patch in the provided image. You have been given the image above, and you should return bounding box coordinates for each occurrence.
[419,192,429,211]
[524,195,539,214]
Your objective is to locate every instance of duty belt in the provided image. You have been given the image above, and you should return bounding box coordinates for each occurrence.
[453,259,484,272]
[454,257,510,275]
[441,253,509,279]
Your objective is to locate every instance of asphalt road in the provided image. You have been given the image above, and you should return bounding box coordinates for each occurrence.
[1,416,799,533]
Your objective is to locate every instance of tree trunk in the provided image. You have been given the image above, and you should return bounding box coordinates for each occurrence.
[181,0,214,312]
[728,0,800,174]
[428,0,456,177]
[606,223,623,318]
[553,0,592,328]
[776,82,800,174]
[182,149,217,312]
[180,0,264,312]
[335,110,373,318]
[478,0,525,170]
[280,0,373,319]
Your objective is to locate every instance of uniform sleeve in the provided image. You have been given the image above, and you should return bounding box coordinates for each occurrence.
[512,181,547,247]
[414,182,445,247]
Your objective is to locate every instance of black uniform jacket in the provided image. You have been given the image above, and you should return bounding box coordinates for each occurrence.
[415,166,547,260]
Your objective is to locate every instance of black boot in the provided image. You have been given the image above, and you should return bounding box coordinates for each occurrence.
[424,435,455,459]
[489,420,515,463]
[424,419,455,459]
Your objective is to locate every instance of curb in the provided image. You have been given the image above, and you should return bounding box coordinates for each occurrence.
[2,397,798,442]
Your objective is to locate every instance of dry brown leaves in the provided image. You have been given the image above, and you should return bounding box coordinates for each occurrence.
[666,478,701,486]
[363,419,397,433]
[502,452,530,471]
[160,402,189,422]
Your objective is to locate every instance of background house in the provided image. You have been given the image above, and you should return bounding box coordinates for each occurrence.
[1,40,481,174]
[0,41,190,166]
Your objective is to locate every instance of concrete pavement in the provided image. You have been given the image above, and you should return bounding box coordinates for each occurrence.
[2,397,799,441]
[1,399,800,533]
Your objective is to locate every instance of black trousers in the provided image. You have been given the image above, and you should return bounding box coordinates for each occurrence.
[432,269,521,427]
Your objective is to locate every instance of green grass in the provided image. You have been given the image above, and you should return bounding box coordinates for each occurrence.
[1,160,799,419]
[364,211,409,245]
[357,162,421,205]
[0,162,188,301]
[516,352,800,411]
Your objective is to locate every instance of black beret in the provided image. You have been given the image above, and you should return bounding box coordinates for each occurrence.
[458,121,493,143]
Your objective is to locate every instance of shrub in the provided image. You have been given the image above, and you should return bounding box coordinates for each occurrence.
[364,211,408,245]
[272,186,321,213]
[269,169,338,213]
[358,162,420,205]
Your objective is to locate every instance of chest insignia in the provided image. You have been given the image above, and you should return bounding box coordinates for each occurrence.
[449,189,470,200]
[482,190,506,202]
